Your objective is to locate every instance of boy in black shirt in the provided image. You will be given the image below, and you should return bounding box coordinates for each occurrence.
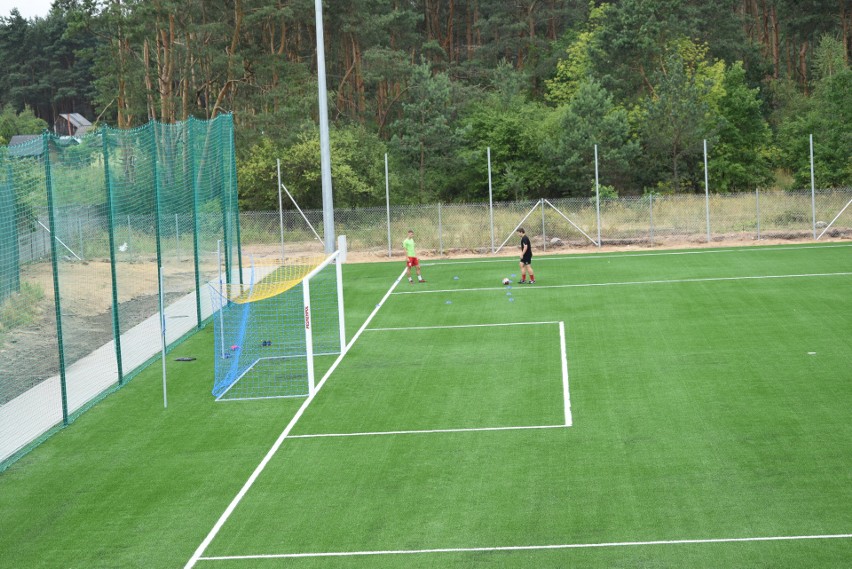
[517,227,535,284]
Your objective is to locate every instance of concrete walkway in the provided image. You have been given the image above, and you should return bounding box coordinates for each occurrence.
[1,287,210,464]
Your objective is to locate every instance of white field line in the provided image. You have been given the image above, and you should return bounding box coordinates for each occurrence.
[392,272,852,296]
[214,394,307,402]
[295,320,573,437]
[183,268,408,569]
[559,321,572,427]
[289,424,567,439]
[198,533,852,562]
[419,242,852,267]
[365,321,558,331]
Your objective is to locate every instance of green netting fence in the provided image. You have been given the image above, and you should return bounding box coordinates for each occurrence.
[0,115,241,471]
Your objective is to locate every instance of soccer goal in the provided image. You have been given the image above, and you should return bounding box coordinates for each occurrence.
[209,252,345,401]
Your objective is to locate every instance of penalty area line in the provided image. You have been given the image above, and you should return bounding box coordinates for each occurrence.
[289,424,568,439]
[365,320,559,332]
[183,268,409,569]
[198,533,852,561]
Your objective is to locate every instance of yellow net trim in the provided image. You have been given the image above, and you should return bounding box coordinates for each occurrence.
[223,256,327,304]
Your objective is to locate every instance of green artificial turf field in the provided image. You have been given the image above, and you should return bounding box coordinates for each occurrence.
[1,243,850,568]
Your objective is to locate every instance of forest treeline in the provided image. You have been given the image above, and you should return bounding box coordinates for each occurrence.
[0,0,850,208]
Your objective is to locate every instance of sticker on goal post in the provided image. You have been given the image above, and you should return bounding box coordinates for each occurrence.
[304,306,311,330]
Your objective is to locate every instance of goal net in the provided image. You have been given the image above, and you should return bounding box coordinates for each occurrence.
[209,252,345,401]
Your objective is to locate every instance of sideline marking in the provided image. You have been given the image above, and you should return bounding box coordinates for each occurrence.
[198,533,852,561]
[393,272,852,295]
[183,269,408,569]
[289,424,567,439]
[420,242,852,267]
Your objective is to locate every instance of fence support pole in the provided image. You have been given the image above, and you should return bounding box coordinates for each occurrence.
[704,139,711,242]
[438,202,443,255]
[756,188,761,240]
[151,122,166,391]
[649,193,654,243]
[187,122,203,328]
[810,134,816,239]
[594,144,601,247]
[159,269,167,408]
[228,126,243,285]
[487,147,494,253]
[541,199,546,251]
[385,153,391,257]
[101,125,124,386]
[218,118,232,292]
[43,132,68,426]
[277,159,286,260]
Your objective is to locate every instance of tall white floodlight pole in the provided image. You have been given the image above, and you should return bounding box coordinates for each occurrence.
[385,153,391,257]
[276,159,286,260]
[594,144,601,247]
[315,0,335,253]
[810,134,816,239]
[704,139,711,242]
[487,147,494,253]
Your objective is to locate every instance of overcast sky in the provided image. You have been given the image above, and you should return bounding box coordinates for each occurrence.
[0,0,54,20]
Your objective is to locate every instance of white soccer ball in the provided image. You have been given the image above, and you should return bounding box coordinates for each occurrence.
[502,278,510,285]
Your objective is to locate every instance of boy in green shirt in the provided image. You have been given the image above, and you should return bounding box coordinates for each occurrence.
[402,230,426,284]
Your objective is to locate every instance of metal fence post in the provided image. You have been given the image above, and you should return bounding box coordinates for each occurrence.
[385,153,391,257]
[649,193,654,242]
[277,159,286,260]
[541,198,546,251]
[810,134,816,239]
[187,120,203,328]
[101,125,124,385]
[487,147,494,253]
[438,202,443,255]
[77,218,84,259]
[594,144,601,247]
[756,188,761,240]
[704,139,711,242]
[43,132,69,426]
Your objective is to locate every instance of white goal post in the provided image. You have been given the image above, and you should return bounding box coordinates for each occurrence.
[210,251,345,401]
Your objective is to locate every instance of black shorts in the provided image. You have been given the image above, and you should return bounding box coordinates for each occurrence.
[520,255,532,266]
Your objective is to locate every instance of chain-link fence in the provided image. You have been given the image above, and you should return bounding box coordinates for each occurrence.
[0,115,239,471]
[240,188,852,257]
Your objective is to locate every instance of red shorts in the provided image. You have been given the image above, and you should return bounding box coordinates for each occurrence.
[406,257,419,267]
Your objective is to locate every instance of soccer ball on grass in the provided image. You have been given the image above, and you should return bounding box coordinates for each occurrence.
[502,278,510,285]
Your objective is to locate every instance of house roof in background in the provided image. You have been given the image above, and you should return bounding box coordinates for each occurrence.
[7,134,42,157]
[59,113,92,128]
